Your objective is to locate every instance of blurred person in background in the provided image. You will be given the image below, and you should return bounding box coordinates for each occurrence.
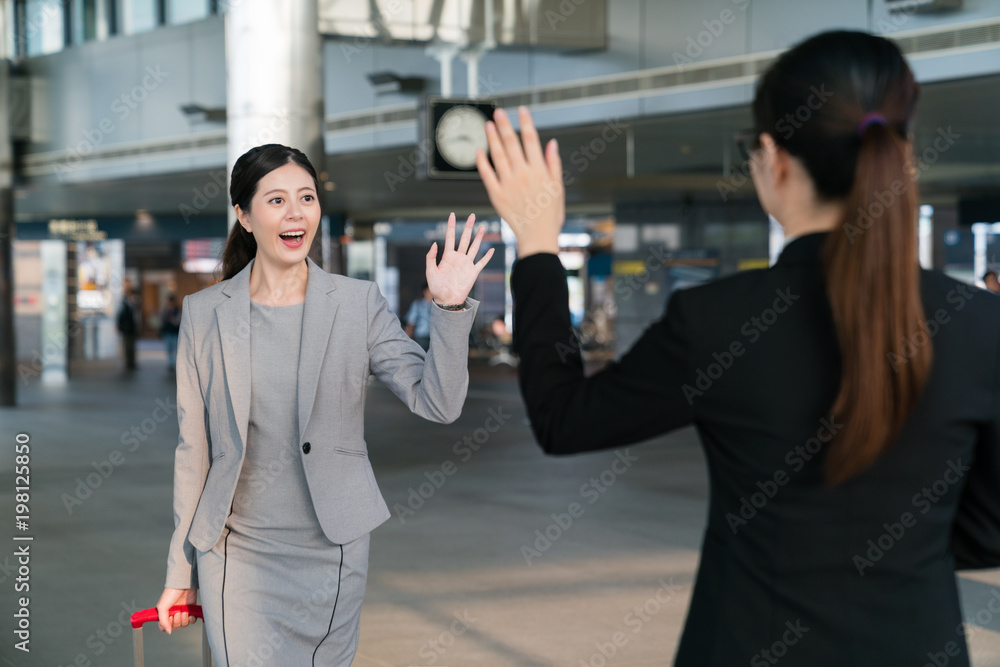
[404,281,433,351]
[160,293,182,373]
[116,284,139,371]
[477,31,1000,667]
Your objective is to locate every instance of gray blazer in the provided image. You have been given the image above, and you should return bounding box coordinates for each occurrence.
[165,257,479,589]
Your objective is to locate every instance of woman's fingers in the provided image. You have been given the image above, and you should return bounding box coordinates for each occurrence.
[546,138,563,185]
[457,214,475,255]
[474,247,496,271]
[485,120,511,181]
[425,242,438,275]
[476,148,501,196]
[443,212,456,254]
[158,607,170,634]
[468,225,486,260]
[157,588,179,634]
[494,108,527,169]
[518,106,545,165]
[156,588,200,634]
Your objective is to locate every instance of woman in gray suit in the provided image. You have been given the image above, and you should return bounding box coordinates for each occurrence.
[155,144,493,666]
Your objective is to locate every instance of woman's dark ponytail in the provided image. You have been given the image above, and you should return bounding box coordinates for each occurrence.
[822,120,930,485]
[753,31,928,485]
[219,144,320,281]
[221,220,257,282]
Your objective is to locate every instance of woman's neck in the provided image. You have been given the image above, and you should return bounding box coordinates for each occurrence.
[776,197,844,241]
[248,256,308,306]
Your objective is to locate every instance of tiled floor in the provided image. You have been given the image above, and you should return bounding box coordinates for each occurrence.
[1,349,999,666]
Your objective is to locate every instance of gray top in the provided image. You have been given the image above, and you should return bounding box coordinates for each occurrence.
[230,300,323,538]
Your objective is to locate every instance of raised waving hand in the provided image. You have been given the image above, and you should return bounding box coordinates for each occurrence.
[426,212,494,306]
[475,106,565,257]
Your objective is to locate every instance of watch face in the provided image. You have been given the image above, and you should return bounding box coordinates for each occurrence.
[435,105,489,170]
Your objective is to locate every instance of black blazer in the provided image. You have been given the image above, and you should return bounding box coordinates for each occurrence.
[511,232,1000,667]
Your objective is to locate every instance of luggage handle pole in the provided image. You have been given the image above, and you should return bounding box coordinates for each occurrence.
[130,605,208,667]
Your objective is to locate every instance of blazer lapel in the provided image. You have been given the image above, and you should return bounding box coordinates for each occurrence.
[215,257,338,452]
[216,258,254,455]
[297,257,338,443]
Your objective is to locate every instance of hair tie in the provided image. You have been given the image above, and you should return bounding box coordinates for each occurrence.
[857,112,887,137]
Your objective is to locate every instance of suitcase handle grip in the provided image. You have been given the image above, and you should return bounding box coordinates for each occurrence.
[131,605,204,629]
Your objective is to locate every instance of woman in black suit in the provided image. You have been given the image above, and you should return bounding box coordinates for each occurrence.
[475,31,1000,666]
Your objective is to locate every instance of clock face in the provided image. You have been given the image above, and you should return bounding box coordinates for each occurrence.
[435,105,489,170]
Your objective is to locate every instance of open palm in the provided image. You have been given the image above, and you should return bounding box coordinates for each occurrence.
[426,213,494,305]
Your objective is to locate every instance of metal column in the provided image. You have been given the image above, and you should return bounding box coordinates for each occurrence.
[0,57,15,406]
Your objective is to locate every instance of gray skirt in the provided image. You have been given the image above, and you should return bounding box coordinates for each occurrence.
[196,525,370,667]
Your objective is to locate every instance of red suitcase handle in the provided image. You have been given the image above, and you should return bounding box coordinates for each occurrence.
[131,604,204,629]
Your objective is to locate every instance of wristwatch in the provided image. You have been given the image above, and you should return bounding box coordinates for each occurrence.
[433,299,466,311]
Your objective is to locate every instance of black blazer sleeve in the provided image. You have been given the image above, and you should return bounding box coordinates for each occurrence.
[511,253,696,456]
[951,343,1000,569]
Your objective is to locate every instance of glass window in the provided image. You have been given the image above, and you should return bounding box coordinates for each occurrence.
[168,0,208,24]
[119,0,156,34]
[3,2,15,58]
[71,0,99,44]
[21,0,66,56]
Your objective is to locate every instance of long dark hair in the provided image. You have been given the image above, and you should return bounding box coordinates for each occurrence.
[752,31,930,485]
[220,144,320,281]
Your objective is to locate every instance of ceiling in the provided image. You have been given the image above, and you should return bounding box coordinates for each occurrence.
[13,74,1000,225]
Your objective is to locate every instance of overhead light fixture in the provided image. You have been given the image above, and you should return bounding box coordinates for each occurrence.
[135,209,154,228]
[886,0,961,12]
[367,72,426,95]
[180,103,226,122]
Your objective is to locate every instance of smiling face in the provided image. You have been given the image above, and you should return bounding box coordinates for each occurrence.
[235,162,320,271]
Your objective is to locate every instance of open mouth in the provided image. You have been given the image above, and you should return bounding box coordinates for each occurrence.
[279,230,305,247]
